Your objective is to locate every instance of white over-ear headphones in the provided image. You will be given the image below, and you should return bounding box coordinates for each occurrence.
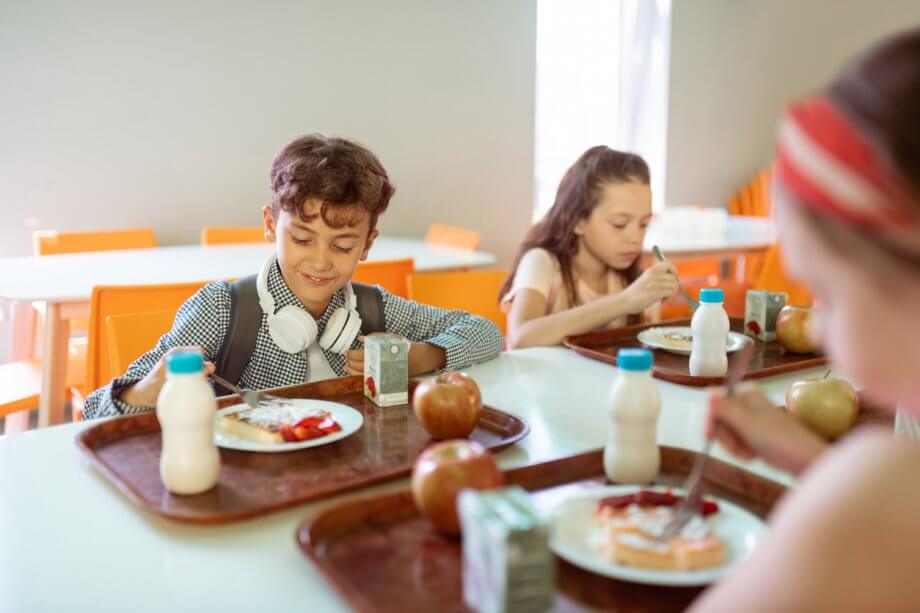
[256,255,363,354]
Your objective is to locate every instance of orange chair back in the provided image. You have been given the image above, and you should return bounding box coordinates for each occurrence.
[753,245,813,307]
[424,224,480,251]
[33,228,157,255]
[201,226,266,245]
[675,260,720,282]
[407,269,508,334]
[106,310,176,376]
[352,258,415,298]
[725,166,774,285]
[86,282,209,393]
[728,167,773,218]
[32,228,158,388]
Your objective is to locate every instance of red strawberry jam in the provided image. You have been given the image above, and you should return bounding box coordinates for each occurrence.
[597,489,720,517]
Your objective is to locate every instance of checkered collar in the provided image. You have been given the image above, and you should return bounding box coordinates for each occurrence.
[265,258,347,328]
[265,259,354,370]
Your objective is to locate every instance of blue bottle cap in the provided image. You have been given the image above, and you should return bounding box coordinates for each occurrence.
[617,348,653,371]
[699,288,725,303]
[166,351,204,374]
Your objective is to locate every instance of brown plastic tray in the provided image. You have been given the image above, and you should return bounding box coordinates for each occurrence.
[565,318,827,386]
[75,376,529,524]
[296,446,787,613]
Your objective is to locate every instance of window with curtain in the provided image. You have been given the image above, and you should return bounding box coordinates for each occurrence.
[534,0,672,220]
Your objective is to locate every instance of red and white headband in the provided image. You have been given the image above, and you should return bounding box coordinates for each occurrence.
[776,96,915,229]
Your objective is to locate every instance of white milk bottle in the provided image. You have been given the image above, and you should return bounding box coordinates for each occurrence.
[156,351,220,495]
[689,288,730,377]
[604,348,661,484]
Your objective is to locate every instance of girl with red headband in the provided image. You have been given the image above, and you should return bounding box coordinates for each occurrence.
[693,29,920,611]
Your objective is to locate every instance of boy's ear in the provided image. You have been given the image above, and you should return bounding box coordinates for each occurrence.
[261,205,276,240]
[360,228,379,261]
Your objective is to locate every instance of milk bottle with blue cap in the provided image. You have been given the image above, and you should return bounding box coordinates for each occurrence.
[156,351,220,494]
[689,288,730,377]
[604,348,661,484]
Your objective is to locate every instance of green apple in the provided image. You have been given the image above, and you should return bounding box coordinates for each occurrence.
[786,377,859,440]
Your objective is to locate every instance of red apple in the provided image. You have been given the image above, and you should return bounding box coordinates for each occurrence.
[411,440,504,535]
[413,372,483,439]
[776,306,818,354]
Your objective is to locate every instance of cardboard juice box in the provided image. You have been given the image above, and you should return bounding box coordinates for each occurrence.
[459,486,555,613]
[364,333,410,407]
[744,289,787,341]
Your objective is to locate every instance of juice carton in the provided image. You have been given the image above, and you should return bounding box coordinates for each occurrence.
[364,333,410,407]
[458,486,555,613]
[744,290,787,341]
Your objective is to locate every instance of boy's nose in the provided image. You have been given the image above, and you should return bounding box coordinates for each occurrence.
[305,248,334,271]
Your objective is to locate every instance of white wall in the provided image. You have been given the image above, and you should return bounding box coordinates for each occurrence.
[666,0,920,209]
[0,0,537,264]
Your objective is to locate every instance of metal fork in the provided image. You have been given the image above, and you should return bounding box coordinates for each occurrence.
[652,245,700,312]
[658,341,756,541]
[210,373,285,410]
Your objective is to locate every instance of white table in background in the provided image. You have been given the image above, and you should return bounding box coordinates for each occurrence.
[644,215,776,280]
[0,347,829,613]
[0,238,496,428]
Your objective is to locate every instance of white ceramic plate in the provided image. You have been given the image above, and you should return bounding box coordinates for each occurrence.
[549,485,766,586]
[637,326,751,355]
[213,399,364,453]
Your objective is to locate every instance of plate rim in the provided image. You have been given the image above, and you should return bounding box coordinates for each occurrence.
[548,483,766,586]
[637,326,750,355]
[213,398,364,453]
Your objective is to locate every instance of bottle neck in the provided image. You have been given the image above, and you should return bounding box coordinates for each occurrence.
[167,370,203,379]
[619,368,651,378]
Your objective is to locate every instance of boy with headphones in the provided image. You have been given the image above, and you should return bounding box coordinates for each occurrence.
[83,134,503,419]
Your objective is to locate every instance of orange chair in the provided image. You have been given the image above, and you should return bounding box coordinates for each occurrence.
[0,341,86,419]
[424,224,481,251]
[106,310,176,376]
[753,245,813,307]
[1,335,87,431]
[407,269,508,334]
[728,167,773,218]
[658,256,751,320]
[33,227,157,256]
[352,258,415,298]
[3,228,159,430]
[659,167,775,320]
[32,226,159,339]
[728,167,774,284]
[0,361,42,422]
[81,282,210,414]
[201,226,266,245]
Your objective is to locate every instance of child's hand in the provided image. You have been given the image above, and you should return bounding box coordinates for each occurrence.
[118,346,215,408]
[621,261,680,313]
[707,383,828,475]
[345,337,366,376]
[345,336,447,377]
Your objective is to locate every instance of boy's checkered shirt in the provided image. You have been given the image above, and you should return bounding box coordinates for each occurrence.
[83,261,503,419]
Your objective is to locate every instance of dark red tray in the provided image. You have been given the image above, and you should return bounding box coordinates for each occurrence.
[76,376,528,524]
[565,318,826,386]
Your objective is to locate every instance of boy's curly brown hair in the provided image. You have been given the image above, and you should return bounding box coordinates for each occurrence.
[270,134,395,230]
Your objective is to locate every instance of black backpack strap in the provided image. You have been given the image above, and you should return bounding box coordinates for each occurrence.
[214,274,261,391]
[352,282,386,334]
